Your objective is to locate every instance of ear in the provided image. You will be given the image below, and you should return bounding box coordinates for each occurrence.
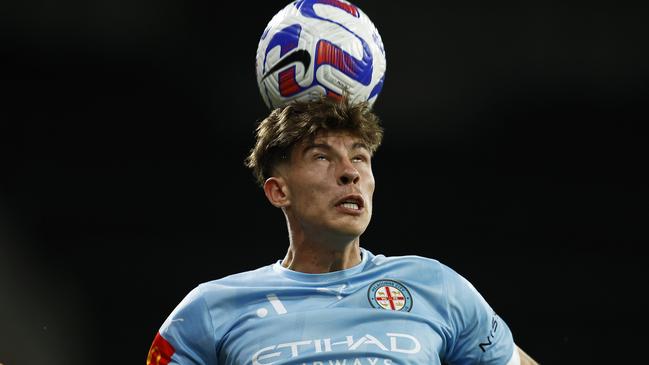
[263,177,290,208]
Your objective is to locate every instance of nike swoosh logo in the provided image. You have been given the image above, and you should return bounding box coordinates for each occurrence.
[262,49,311,80]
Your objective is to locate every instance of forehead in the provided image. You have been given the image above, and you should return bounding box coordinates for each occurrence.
[298,130,366,149]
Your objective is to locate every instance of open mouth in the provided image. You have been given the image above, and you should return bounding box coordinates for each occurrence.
[335,195,364,211]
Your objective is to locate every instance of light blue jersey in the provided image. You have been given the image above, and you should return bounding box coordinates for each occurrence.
[149,248,515,365]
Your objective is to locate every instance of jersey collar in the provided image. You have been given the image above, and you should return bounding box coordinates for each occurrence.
[272,247,372,283]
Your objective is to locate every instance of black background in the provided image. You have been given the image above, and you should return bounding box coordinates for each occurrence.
[1,0,648,364]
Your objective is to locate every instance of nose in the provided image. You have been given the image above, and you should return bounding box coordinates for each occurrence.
[338,160,360,185]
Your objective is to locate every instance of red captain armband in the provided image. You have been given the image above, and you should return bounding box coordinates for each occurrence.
[147,332,175,365]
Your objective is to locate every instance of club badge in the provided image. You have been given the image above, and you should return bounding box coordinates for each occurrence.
[367,279,413,312]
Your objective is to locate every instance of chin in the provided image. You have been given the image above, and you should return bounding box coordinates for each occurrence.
[333,223,368,239]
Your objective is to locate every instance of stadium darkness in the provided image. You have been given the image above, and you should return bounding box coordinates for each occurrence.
[1,0,647,364]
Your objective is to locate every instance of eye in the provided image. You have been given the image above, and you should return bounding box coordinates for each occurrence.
[314,153,328,161]
[352,154,369,163]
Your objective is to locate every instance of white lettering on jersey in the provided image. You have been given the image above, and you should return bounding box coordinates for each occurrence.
[349,335,388,351]
[299,359,390,365]
[253,345,281,365]
[251,332,421,364]
[277,340,312,357]
[325,336,353,351]
[387,332,421,354]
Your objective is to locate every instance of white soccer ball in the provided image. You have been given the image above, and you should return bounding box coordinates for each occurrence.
[255,0,386,110]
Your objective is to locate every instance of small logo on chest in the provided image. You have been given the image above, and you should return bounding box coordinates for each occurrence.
[367,279,413,312]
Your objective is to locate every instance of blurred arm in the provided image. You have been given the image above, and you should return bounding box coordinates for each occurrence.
[509,345,539,365]
[518,345,539,365]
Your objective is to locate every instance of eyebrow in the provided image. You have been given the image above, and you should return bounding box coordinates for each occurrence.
[302,142,370,155]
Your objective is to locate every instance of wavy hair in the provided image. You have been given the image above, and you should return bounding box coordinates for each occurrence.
[245,95,384,187]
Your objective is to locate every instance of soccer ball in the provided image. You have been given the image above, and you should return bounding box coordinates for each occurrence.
[255,0,386,110]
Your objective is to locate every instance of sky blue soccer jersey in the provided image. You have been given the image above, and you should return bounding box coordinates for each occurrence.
[148,248,516,365]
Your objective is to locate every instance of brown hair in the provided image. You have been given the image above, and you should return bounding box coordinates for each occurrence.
[245,95,384,187]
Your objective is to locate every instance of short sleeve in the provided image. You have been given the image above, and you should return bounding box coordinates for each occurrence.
[147,286,218,365]
[441,264,515,365]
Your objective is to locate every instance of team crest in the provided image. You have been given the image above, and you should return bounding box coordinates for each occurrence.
[367,279,413,312]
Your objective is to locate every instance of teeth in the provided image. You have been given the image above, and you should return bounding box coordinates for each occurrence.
[342,202,359,210]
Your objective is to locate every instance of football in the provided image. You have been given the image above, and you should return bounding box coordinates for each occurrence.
[255,0,386,110]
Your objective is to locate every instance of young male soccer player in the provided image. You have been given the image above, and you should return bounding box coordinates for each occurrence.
[147,95,539,364]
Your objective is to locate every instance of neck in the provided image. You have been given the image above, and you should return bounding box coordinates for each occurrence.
[281,239,362,274]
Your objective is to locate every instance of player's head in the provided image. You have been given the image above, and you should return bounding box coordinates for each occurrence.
[245,95,384,244]
[245,94,384,188]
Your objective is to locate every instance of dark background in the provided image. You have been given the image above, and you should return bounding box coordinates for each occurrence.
[1,0,647,364]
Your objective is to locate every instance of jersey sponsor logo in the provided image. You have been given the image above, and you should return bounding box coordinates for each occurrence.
[251,332,421,365]
[147,332,175,365]
[367,279,413,312]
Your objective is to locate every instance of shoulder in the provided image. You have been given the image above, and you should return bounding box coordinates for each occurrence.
[376,254,490,313]
[367,250,443,268]
[368,252,516,363]
[366,250,458,284]
[365,250,486,311]
[186,264,277,308]
[199,264,276,290]
[157,264,278,354]
[162,264,276,327]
